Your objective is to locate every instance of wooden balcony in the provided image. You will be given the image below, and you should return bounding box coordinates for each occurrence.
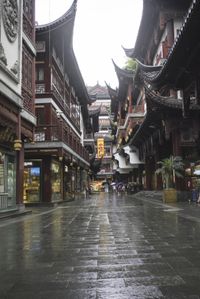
[34,123,89,163]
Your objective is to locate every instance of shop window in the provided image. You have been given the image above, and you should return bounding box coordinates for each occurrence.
[0,153,5,193]
[51,161,61,201]
[7,156,16,205]
[24,163,41,202]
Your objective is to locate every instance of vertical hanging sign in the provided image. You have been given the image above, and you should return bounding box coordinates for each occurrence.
[97,138,104,158]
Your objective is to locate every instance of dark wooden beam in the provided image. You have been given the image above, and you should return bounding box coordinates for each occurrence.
[195,76,200,105]
[182,90,190,118]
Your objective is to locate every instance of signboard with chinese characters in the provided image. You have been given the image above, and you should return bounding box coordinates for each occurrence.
[97,138,104,158]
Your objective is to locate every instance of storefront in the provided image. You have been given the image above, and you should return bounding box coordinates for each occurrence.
[191,163,200,190]
[24,155,90,204]
[51,160,62,201]
[23,160,41,203]
[0,150,16,211]
[184,162,200,201]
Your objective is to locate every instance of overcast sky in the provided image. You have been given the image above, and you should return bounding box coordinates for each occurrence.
[35,0,143,88]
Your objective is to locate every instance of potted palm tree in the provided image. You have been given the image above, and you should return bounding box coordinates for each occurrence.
[156,156,184,203]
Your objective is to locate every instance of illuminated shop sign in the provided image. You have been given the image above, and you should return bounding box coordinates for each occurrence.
[97,138,104,158]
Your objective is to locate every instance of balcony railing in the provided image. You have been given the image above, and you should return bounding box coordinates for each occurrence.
[84,133,95,140]
[34,124,89,162]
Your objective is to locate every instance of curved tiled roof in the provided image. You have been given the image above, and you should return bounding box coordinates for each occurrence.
[105,82,118,118]
[36,0,91,121]
[136,59,162,73]
[157,0,200,79]
[88,106,101,117]
[105,82,118,99]
[134,0,200,89]
[122,46,135,58]
[87,83,110,101]
[36,0,77,32]
[112,60,135,80]
[112,60,135,102]
[144,83,200,111]
[128,111,160,146]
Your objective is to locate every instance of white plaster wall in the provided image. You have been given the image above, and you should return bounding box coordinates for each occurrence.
[124,146,143,165]
[114,153,132,169]
[0,0,22,97]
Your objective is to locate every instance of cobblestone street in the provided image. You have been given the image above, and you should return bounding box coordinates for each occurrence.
[1,192,200,298]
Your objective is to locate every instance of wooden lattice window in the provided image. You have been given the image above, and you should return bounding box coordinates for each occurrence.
[36,108,45,125]
[22,46,33,92]
[23,0,34,41]
[23,0,34,23]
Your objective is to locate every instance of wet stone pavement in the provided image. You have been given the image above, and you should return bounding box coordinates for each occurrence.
[1,192,200,298]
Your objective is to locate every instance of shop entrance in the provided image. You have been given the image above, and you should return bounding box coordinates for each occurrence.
[24,161,41,203]
[0,152,16,210]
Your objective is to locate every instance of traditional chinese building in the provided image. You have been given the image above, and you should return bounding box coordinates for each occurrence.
[24,0,92,204]
[0,0,36,211]
[87,83,113,182]
[124,0,200,195]
[108,61,144,186]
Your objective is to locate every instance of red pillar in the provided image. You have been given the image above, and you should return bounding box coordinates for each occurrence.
[43,157,52,202]
[16,146,24,208]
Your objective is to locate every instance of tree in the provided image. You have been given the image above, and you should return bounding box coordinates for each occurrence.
[156,156,184,189]
[124,58,137,71]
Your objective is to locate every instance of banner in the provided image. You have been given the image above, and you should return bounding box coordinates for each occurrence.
[97,138,104,158]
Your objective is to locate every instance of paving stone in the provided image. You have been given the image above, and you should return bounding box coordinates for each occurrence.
[1,191,200,297]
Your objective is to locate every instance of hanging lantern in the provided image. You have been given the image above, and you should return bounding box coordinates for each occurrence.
[14,139,22,151]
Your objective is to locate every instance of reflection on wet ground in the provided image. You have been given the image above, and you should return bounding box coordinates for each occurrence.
[1,192,200,298]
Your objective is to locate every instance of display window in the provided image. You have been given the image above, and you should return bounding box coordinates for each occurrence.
[24,161,41,202]
[185,163,200,191]
[7,155,16,206]
[0,152,5,193]
[194,164,200,176]
[51,161,61,201]
[0,151,16,209]
[192,164,200,189]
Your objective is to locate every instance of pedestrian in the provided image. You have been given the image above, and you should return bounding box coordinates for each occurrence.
[196,181,200,204]
[187,180,192,203]
[197,194,200,204]
[104,181,109,193]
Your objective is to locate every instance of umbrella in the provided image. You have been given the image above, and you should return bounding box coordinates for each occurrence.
[116,182,124,187]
